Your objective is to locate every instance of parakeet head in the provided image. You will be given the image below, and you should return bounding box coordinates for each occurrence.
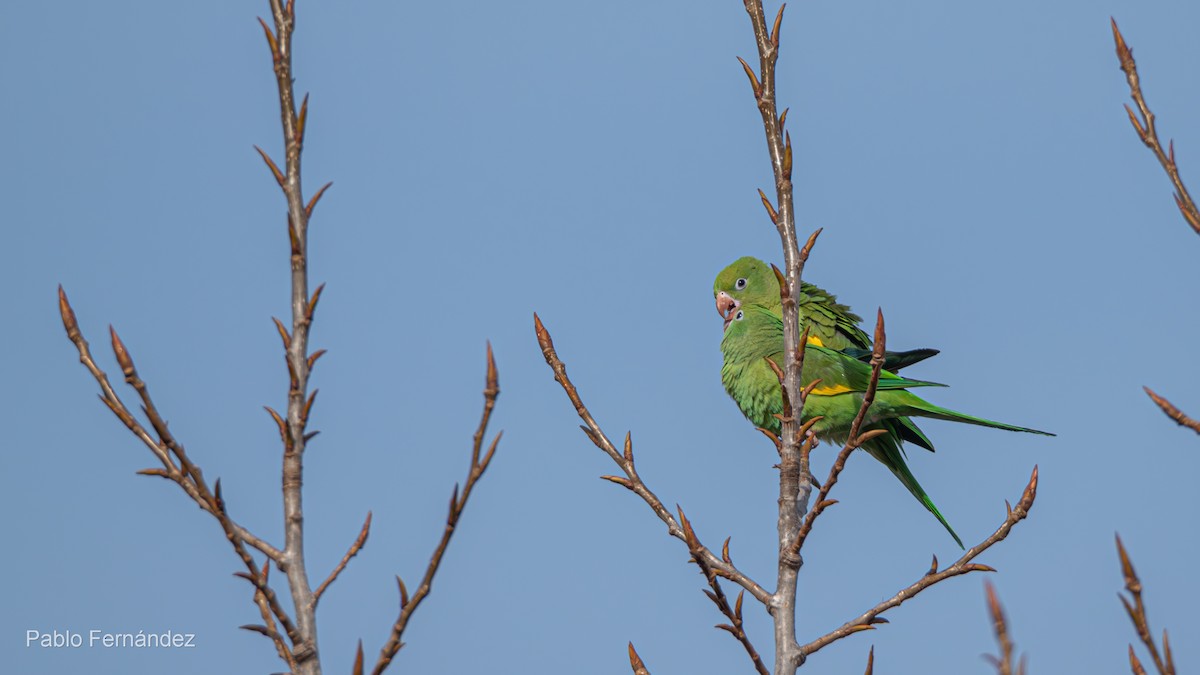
[713,256,781,322]
[719,304,781,356]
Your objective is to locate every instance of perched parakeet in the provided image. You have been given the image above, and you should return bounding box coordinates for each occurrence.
[715,255,937,451]
[721,304,1054,547]
[714,256,938,371]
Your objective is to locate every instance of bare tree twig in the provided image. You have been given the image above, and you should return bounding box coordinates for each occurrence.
[371,344,502,675]
[533,314,771,605]
[798,466,1039,659]
[58,289,300,652]
[242,560,299,670]
[738,3,819,669]
[1111,18,1200,235]
[982,581,1027,675]
[677,508,771,675]
[1111,20,1200,435]
[313,511,373,606]
[1143,386,1200,435]
[791,311,889,555]
[1116,535,1176,675]
[864,646,874,675]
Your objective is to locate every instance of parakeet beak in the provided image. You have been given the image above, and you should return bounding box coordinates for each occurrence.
[716,291,739,331]
[716,291,738,318]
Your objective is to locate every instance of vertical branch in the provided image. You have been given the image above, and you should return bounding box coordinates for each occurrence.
[1116,535,1176,675]
[256,1,332,671]
[741,3,810,672]
[983,581,1026,675]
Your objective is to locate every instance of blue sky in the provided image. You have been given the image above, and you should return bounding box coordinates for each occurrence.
[4,1,1200,673]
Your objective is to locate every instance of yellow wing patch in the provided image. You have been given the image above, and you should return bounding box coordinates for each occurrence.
[806,335,825,347]
[809,383,853,396]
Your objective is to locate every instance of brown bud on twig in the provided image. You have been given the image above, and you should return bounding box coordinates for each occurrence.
[736,56,762,99]
[109,326,136,381]
[757,189,779,224]
[769,263,789,300]
[295,93,309,145]
[307,349,327,370]
[256,17,279,59]
[272,317,291,350]
[396,575,409,609]
[770,3,786,46]
[599,475,634,490]
[307,283,326,320]
[254,145,286,188]
[352,640,364,675]
[1143,386,1200,434]
[57,286,81,342]
[305,182,333,218]
[628,642,651,675]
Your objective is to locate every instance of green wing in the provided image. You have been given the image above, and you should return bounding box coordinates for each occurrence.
[797,281,870,351]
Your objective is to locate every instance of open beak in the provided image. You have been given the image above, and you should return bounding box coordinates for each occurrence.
[716,291,740,331]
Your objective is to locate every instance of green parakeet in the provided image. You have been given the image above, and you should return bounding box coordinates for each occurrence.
[714,256,938,371]
[715,255,937,451]
[720,304,1054,547]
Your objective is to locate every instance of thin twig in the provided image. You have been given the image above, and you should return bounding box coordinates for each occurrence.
[371,344,501,675]
[244,561,299,670]
[1143,386,1200,435]
[1116,535,1176,675]
[313,511,373,606]
[791,310,889,555]
[982,581,1026,675]
[677,508,771,675]
[533,314,771,605]
[864,646,874,675]
[1111,18,1200,235]
[58,288,299,653]
[798,466,1039,659]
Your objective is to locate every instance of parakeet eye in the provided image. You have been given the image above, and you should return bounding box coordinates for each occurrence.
[735,310,744,321]
[735,278,747,290]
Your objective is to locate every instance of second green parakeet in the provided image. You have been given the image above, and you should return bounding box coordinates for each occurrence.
[720,303,1054,547]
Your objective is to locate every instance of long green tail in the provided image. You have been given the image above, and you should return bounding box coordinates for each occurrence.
[863,427,963,548]
[895,391,1055,436]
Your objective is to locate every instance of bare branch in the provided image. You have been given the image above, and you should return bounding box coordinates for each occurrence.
[677,508,771,675]
[799,466,1039,659]
[59,288,298,644]
[533,314,771,605]
[791,310,888,554]
[1143,386,1200,435]
[739,2,818,669]
[1116,535,1176,675]
[313,511,373,606]
[982,581,1025,675]
[864,646,874,675]
[371,345,501,675]
[255,0,331,668]
[1111,18,1200,235]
